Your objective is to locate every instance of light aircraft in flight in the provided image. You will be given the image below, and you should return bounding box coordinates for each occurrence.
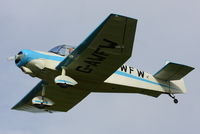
[10,14,194,113]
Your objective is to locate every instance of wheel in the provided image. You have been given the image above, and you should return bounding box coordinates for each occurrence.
[57,83,73,88]
[174,99,178,104]
[34,104,46,109]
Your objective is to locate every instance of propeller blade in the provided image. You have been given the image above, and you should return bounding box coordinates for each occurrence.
[8,56,15,61]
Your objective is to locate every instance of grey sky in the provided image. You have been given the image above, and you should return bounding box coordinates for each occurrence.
[0,0,199,134]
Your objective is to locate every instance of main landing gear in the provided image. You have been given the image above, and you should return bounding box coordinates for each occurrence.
[168,94,178,104]
[32,84,54,109]
[54,67,78,88]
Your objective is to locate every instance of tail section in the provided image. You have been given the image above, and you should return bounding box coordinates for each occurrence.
[154,62,194,94]
[170,79,187,94]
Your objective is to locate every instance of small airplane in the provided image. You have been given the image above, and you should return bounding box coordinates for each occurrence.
[10,14,194,113]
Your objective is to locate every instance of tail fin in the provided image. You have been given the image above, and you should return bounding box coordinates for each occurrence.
[154,62,194,94]
[170,79,187,93]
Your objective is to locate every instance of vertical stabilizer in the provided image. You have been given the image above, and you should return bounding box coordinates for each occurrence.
[170,79,187,94]
[154,62,194,94]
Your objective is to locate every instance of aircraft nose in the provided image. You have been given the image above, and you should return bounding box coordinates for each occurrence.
[15,51,24,64]
[15,50,30,67]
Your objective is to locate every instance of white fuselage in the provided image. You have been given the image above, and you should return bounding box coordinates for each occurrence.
[18,50,186,97]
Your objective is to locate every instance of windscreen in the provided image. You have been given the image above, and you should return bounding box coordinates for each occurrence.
[49,45,74,56]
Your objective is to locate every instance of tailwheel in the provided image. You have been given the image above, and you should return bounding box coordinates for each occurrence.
[168,94,178,104]
[174,99,178,104]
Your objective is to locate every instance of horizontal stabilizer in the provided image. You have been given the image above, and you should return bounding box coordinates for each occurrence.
[154,62,194,81]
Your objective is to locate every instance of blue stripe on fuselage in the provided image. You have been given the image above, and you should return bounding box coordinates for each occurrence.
[115,71,177,90]
[16,49,65,67]
[17,49,177,90]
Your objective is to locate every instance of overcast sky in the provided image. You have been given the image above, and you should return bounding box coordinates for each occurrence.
[0,0,199,134]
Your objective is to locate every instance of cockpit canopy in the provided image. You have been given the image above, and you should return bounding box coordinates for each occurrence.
[49,45,74,56]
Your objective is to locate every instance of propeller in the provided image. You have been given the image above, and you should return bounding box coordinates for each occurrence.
[8,56,16,61]
[8,52,24,63]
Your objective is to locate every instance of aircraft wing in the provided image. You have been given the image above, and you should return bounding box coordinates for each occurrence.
[56,14,137,83]
[12,81,90,113]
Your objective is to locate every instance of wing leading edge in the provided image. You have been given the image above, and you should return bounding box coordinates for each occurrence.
[12,81,90,113]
